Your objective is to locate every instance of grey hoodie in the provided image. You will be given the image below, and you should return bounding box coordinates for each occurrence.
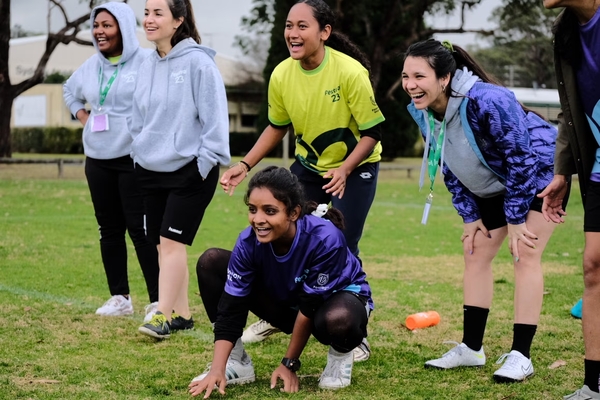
[130,38,230,177]
[418,67,505,198]
[63,2,152,159]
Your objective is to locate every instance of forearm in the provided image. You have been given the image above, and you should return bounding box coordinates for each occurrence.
[211,340,235,372]
[338,136,377,173]
[242,125,288,168]
[284,312,312,359]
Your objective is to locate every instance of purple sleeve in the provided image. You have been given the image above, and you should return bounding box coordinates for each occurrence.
[224,233,257,298]
[442,163,481,223]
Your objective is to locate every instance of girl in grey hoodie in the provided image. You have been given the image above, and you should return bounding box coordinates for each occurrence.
[63,1,159,322]
[134,0,230,340]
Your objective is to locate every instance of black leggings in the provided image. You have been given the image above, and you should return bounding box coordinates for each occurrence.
[196,248,369,353]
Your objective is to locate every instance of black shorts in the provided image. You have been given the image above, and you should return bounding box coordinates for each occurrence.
[135,160,219,245]
[584,180,600,232]
[474,185,570,231]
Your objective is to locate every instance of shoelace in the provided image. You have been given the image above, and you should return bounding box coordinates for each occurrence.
[148,314,167,327]
[440,341,463,358]
[251,319,273,333]
[320,355,351,381]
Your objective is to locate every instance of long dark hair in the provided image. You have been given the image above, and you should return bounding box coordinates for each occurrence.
[404,39,544,118]
[244,166,345,230]
[167,0,201,47]
[295,0,371,75]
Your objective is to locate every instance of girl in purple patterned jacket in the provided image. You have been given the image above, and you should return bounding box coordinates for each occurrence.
[402,39,566,383]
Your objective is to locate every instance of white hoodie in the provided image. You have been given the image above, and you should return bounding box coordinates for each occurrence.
[63,2,152,159]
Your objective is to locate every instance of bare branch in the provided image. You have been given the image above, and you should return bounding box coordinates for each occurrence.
[49,0,69,25]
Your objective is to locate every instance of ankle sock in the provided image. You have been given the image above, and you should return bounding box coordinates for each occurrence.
[462,305,489,351]
[584,359,600,392]
[510,323,537,359]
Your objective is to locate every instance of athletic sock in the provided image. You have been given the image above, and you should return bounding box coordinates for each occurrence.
[584,359,600,392]
[510,323,537,359]
[461,305,489,351]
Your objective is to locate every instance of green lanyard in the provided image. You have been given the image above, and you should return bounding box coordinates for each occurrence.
[422,111,445,225]
[97,63,124,110]
[427,110,446,193]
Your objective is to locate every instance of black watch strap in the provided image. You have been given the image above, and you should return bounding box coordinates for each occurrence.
[281,357,301,372]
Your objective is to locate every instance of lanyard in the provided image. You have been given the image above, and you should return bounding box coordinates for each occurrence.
[421,111,445,225]
[97,63,124,110]
[427,110,446,193]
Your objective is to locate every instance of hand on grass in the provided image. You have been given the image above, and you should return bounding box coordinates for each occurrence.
[270,364,299,393]
[188,371,226,398]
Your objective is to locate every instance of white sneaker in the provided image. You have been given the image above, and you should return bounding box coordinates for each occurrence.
[192,358,255,385]
[352,338,371,362]
[564,385,600,399]
[241,319,281,344]
[95,295,134,316]
[143,301,159,323]
[424,342,486,369]
[318,347,354,389]
[493,350,534,382]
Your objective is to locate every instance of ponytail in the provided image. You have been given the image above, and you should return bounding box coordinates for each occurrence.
[168,0,201,46]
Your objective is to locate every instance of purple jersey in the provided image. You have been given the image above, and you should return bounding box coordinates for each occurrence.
[225,214,373,310]
[577,6,600,179]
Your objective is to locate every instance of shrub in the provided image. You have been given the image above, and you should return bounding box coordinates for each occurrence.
[12,127,83,154]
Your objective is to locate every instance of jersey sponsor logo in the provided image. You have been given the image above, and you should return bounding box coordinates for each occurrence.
[324,85,341,103]
[294,268,310,283]
[168,227,182,234]
[227,268,242,281]
[317,273,329,286]
[171,69,187,83]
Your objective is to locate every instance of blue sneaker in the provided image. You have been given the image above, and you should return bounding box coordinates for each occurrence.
[571,299,582,319]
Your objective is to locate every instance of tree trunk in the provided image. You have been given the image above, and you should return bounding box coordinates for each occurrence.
[0,92,14,158]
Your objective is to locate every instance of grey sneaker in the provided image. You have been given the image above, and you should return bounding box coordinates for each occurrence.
[352,338,371,362]
[493,350,534,383]
[241,319,281,344]
[192,358,255,385]
[564,385,600,400]
[425,342,486,369]
[318,347,354,389]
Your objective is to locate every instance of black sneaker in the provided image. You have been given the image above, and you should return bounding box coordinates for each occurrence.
[138,311,171,339]
[171,313,194,331]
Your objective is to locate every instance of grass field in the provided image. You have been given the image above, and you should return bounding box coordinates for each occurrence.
[0,158,587,399]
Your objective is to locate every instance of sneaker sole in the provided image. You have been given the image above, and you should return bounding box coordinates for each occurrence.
[424,363,485,370]
[96,310,134,316]
[493,372,534,383]
[138,326,170,339]
[228,375,255,385]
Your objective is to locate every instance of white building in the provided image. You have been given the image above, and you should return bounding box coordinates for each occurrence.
[9,29,263,133]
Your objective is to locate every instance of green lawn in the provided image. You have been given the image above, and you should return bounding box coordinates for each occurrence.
[0,161,587,399]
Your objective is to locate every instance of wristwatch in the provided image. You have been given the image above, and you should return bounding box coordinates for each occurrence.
[281,357,301,372]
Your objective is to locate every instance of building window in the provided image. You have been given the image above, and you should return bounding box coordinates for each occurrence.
[241,114,257,128]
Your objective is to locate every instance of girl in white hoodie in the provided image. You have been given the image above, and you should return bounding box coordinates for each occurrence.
[63,1,159,322]
[134,0,231,339]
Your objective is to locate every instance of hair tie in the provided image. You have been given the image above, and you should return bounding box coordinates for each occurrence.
[311,204,329,218]
[441,40,454,53]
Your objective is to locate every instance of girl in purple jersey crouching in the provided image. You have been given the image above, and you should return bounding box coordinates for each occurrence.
[189,166,373,397]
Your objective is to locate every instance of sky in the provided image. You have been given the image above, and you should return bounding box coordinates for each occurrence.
[11,0,501,58]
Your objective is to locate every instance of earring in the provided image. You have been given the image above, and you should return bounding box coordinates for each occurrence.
[441,85,446,92]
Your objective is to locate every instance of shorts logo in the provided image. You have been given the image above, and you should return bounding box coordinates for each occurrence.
[359,172,372,179]
[168,227,182,234]
[317,273,329,286]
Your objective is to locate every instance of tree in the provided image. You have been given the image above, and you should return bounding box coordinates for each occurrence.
[237,0,497,159]
[471,0,560,89]
[0,0,122,158]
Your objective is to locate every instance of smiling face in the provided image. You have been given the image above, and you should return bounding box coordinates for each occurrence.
[284,2,331,70]
[247,187,300,255]
[93,10,123,57]
[144,0,183,54]
[402,55,450,114]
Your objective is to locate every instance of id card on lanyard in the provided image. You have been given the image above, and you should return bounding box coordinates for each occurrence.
[422,111,446,225]
[91,63,123,132]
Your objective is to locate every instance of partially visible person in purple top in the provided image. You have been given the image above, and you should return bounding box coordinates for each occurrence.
[189,166,373,397]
